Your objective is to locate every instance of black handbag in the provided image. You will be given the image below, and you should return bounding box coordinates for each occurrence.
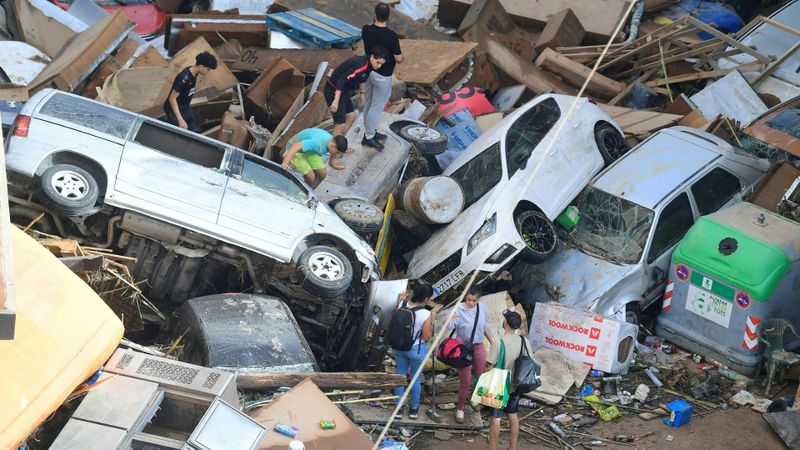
[513,335,541,393]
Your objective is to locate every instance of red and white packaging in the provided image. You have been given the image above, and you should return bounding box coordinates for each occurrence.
[529,302,638,374]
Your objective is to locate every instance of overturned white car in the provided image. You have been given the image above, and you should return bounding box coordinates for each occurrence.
[407,94,628,297]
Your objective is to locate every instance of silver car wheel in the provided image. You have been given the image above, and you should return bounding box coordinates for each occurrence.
[308,250,345,280]
[404,125,443,142]
[339,200,380,220]
[51,169,90,200]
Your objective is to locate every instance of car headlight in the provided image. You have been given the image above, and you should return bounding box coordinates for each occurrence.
[467,213,497,255]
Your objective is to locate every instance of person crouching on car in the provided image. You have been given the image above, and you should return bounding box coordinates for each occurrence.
[281,127,348,188]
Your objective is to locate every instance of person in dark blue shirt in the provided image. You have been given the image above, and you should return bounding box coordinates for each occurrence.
[163,52,217,131]
[323,47,387,167]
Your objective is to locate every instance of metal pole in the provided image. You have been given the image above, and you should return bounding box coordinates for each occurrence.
[0,124,16,339]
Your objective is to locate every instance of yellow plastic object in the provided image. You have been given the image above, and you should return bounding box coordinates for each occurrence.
[374,193,396,277]
[0,228,123,448]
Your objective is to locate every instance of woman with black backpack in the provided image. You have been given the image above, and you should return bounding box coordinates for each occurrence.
[390,283,438,419]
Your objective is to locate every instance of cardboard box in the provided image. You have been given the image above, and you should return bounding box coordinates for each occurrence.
[529,302,637,373]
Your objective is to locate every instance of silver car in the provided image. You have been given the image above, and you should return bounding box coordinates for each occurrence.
[516,127,769,323]
[4,89,377,295]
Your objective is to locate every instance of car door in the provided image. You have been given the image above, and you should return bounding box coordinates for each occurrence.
[218,153,315,258]
[115,119,229,224]
[641,192,696,307]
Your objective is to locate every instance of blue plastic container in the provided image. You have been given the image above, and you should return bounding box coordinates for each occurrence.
[662,399,693,428]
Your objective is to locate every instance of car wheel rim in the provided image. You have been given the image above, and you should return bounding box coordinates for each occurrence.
[519,214,556,255]
[340,201,379,220]
[51,170,89,200]
[406,125,442,142]
[308,250,345,280]
[602,131,627,160]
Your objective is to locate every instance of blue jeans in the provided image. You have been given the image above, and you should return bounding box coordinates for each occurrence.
[394,342,428,410]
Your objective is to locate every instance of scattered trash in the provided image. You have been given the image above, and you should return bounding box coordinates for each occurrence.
[274,423,299,438]
[644,368,664,388]
[614,434,635,443]
[666,435,674,442]
[548,422,567,438]
[634,384,650,403]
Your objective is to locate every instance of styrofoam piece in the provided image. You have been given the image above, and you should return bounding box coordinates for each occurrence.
[689,70,767,125]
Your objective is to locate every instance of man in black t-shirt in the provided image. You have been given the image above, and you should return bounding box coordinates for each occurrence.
[323,47,387,168]
[163,51,217,131]
[361,3,403,150]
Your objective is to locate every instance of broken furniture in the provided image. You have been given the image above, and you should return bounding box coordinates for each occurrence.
[756,318,800,396]
[244,57,305,128]
[49,349,266,449]
[165,12,269,56]
[265,8,361,49]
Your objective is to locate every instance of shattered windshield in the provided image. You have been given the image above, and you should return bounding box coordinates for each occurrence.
[450,142,502,209]
[571,186,654,264]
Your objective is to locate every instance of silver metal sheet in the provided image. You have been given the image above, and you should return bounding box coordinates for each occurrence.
[72,374,160,430]
[689,70,768,125]
[188,398,267,450]
[49,418,128,450]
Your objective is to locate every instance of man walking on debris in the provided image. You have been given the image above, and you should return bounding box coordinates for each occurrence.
[282,127,348,188]
[361,2,403,150]
[324,46,388,167]
[487,310,532,450]
[163,52,217,131]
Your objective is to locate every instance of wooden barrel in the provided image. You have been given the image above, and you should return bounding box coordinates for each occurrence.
[400,176,465,224]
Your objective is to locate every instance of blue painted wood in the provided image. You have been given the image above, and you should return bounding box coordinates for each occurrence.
[266,8,361,49]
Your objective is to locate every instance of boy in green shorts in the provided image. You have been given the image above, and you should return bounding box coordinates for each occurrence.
[281,128,348,188]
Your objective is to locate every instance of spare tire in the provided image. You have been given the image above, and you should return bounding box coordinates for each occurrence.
[399,124,448,155]
[39,164,99,216]
[297,245,353,297]
[392,209,433,245]
[333,199,384,234]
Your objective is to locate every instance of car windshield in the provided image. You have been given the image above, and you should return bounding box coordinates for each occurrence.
[570,186,654,264]
[449,142,502,209]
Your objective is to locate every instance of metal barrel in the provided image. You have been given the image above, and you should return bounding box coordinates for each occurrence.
[400,176,464,225]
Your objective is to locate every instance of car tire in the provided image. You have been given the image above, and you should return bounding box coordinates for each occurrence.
[625,302,641,326]
[514,210,559,263]
[39,164,99,216]
[333,199,384,234]
[392,209,433,244]
[594,124,630,165]
[297,245,353,297]
[399,124,448,155]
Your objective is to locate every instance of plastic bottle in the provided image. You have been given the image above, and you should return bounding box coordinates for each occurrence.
[518,398,538,408]
[288,441,305,450]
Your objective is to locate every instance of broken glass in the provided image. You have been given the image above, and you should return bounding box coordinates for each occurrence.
[570,186,654,264]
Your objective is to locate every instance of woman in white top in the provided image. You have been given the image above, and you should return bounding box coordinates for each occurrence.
[393,283,438,419]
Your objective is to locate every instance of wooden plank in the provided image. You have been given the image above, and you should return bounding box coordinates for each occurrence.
[684,16,771,64]
[535,48,625,98]
[645,61,765,87]
[58,255,108,273]
[0,86,29,101]
[613,40,728,78]
[236,371,407,390]
[458,0,517,36]
[534,8,586,53]
[233,47,355,73]
[131,46,170,68]
[752,41,800,86]
[392,40,478,86]
[598,104,683,138]
[487,39,576,95]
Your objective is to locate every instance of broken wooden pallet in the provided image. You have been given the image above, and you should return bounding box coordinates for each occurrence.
[265,8,361,49]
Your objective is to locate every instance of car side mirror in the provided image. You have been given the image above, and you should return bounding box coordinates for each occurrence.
[307,197,318,210]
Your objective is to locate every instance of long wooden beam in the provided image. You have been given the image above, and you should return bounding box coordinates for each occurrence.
[236,372,408,391]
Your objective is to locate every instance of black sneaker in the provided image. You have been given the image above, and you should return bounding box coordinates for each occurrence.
[362,135,385,150]
[374,131,388,142]
[395,406,405,419]
[408,408,419,419]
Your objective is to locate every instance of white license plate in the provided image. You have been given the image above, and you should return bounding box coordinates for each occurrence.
[433,268,467,296]
[685,284,733,328]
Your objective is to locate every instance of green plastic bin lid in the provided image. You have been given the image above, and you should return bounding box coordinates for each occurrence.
[671,203,797,301]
